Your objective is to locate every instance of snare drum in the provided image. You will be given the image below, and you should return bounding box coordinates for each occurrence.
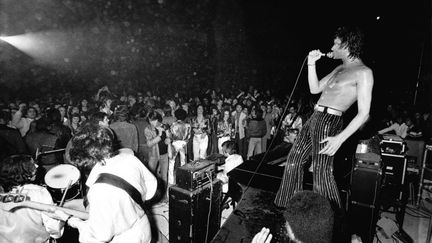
[44,164,81,203]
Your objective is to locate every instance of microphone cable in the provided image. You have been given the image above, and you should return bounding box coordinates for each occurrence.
[233,54,310,205]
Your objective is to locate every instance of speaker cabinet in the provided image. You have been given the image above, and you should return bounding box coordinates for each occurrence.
[349,160,382,243]
[382,153,407,187]
[350,162,382,206]
[169,179,222,243]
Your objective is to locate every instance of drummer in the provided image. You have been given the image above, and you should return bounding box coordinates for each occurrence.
[0,154,65,243]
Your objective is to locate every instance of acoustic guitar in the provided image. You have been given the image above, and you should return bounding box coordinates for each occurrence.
[0,193,88,220]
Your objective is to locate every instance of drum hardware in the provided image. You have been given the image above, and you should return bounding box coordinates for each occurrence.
[59,179,73,207]
[35,148,66,160]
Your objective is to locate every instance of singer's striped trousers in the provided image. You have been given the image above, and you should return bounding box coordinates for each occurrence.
[274,110,343,208]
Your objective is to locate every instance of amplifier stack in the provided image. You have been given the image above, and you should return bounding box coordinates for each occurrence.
[169,160,222,243]
[349,136,383,243]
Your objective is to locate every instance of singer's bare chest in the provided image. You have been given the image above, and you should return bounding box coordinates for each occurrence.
[326,67,360,89]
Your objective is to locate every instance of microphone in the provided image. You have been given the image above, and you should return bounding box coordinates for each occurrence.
[320,52,334,58]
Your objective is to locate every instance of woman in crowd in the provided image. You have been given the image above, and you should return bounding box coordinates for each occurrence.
[191,104,210,160]
[217,109,233,154]
[69,113,81,136]
[208,106,220,155]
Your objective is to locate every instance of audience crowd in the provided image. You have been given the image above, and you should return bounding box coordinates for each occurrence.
[0,80,431,242]
[1,81,431,183]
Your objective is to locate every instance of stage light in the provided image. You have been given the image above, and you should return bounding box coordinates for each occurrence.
[0,32,67,65]
[376,16,381,20]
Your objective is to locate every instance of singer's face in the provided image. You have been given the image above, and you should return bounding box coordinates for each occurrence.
[331,38,348,59]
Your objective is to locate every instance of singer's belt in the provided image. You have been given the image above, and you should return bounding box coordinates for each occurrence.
[314,105,343,116]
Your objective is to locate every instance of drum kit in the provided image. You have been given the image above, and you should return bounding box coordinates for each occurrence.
[36,148,82,206]
[44,164,82,205]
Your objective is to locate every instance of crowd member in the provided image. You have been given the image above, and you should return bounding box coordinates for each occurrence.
[156,112,170,197]
[144,110,169,187]
[0,154,65,243]
[133,105,150,163]
[281,105,303,140]
[216,140,243,193]
[161,104,176,126]
[168,108,191,184]
[45,108,72,152]
[58,106,68,126]
[79,99,89,113]
[25,119,58,172]
[99,97,114,117]
[217,109,233,154]
[0,110,27,161]
[59,123,156,242]
[208,106,220,155]
[411,111,425,138]
[262,104,274,152]
[378,116,408,138]
[89,111,110,128]
[12,103,37,137]
[246,108,267,160]
[69,113,81,136]
[109,104,139,153]
[191,104,210,160]
[232,104,248,159]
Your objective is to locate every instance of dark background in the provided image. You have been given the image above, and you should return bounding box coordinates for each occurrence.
[0,0,431,107]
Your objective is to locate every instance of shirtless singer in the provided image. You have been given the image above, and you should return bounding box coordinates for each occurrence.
[274,26,374,209]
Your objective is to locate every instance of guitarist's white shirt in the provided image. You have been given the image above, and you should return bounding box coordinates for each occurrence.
[74,151,156,243]
[0,184,64,243]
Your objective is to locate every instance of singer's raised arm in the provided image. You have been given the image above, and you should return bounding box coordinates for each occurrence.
[308,64,341,94]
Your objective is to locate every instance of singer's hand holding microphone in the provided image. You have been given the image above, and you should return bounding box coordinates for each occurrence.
[308,50,333,65]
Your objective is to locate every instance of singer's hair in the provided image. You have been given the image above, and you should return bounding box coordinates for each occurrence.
[334,26,364,59]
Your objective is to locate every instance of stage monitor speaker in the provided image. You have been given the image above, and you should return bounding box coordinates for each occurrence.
[169,179,222,243]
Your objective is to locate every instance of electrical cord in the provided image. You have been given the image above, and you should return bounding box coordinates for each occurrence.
[152,213,169,240]
[235,54,309,204]
[205,172,213,243]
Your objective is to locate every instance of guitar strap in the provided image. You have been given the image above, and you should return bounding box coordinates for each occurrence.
[94,173,147,211]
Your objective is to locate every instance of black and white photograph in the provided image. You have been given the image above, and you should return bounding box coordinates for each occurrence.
[0,0,431,242]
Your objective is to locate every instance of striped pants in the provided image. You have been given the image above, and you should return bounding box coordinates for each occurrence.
[274,110,343,208]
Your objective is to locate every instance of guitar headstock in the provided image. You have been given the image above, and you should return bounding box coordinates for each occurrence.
[0,193,29,211]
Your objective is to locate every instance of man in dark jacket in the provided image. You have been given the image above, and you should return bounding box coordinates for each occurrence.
[246,108,267,160]
[0,110,27,161]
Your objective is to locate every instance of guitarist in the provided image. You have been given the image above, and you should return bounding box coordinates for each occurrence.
[57,123,155,243]
[0,154,65,243]
[281,105,303,144]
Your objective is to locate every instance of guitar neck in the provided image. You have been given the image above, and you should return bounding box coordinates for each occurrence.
[22,201,89,220]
